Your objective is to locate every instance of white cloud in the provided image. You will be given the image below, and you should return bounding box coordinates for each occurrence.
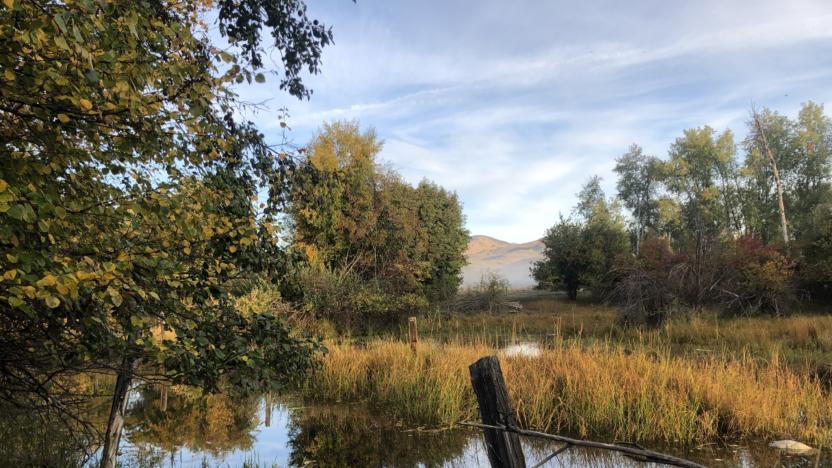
[232,0,832,242]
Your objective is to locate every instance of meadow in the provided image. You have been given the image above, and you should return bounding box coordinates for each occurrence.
[301,294,832,447]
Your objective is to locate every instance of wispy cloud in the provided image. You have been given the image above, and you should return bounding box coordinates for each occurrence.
[233,0,832,242]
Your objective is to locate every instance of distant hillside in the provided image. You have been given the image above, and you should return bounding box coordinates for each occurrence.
[461,235,544,289]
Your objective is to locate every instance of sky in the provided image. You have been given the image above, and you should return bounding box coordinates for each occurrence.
[233,0,832,243]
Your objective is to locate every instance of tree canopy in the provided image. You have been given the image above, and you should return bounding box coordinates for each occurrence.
[287,121,469,326]
[0,0,337,464]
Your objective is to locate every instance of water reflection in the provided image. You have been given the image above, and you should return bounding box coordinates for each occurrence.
[115,388,829,467]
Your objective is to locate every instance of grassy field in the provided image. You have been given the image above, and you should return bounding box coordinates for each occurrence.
[391,294,832,371]
[303,296,832,447]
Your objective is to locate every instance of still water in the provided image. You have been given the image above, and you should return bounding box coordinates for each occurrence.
[112,388,828,468]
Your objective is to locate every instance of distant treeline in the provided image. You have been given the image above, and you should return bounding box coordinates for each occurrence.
[533,102,832,322]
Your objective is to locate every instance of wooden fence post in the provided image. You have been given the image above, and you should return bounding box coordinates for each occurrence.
[159,384,168,412]
[469,356,526,468]
[264,392,272,427]
[408,316,418,353]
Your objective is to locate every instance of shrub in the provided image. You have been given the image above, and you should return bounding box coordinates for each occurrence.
[616,235,797,324]
[800,203,832,302]
[297,264,427,331]
[614,235,678,325]
[718,236,796,315]
[446,272,512,313]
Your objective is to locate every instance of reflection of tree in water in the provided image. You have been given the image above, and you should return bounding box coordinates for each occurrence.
[286,403,471,467]
[125,386,260,457]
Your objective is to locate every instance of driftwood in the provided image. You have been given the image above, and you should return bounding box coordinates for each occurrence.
[459,421,706,468]
[466,355,706,468]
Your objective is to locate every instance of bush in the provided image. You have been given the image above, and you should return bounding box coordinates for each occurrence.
[446,272,512,313]
[297,264,427,331]
[614,235,678,325]
[717,236,796,315]
[800,203,832,302]
[616,235,797,324]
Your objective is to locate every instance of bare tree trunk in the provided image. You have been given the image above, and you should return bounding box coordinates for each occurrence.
[100,358,137,468]
[753,110,789,244]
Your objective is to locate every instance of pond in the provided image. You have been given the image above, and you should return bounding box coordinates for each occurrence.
[108,388,829,467]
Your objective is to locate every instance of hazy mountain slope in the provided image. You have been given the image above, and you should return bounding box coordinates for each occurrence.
[461,235,544,289]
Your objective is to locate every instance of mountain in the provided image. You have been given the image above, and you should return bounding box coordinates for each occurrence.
[461,235,544,289]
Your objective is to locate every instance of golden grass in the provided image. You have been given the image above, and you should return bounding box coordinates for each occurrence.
[411,299,832,371]
[301,338,832,447]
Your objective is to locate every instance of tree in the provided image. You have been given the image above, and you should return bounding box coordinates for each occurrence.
[662,126,740,245]
[800,202,832,302]
[288,121,468,323]
[751,108,790,244]
[0,0,336,465]
[743,102,832,243]
[532,216,585,300]
[614,144,660,252]
[533,180,629,300]
[411,180,469,302]
[574,175,605,221]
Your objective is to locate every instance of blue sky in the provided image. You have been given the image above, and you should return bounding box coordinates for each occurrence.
[234,0,832,242]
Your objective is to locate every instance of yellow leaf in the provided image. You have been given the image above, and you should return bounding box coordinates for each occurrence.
[38,274,58,287]
[44,296,60,308]
[79,98,93,111]
[228,245,237,253]
[3,0,14,10]
[57,113,70,123]
[75,270,93,281]
[4,69,14,81]
[0,179,7,192]
[183,246,191,255]
[3,269,17,280]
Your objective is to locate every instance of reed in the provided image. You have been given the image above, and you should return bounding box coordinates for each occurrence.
[300,338,832,447]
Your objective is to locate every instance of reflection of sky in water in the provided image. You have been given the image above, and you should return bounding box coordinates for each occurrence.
[117,395,827,467]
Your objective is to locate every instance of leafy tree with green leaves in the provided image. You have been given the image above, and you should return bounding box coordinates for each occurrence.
[0,0,336,465]
[614,144,661,252]
[574,175,605,221]
[288,121,468,324]
[532,217,584,300]
[661,126,741,246]
[743,102,832,243]
[534,178,629,300]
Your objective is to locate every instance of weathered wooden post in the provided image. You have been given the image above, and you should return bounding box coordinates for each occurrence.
[469,356,526,468]
[408,316,418,353]
[264,392,272,427]
[159,384,168,412]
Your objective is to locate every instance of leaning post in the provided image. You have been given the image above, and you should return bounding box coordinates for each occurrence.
[469,356,526,468]
[159,383,168,412]
[408,316,418,353]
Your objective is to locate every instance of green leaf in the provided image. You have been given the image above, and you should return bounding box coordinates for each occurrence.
[54,14,68,32]
[107,287,123,307]
[254,73,265,83]
[6,204,24,220]
[54,35,70,50]
[85,69,100,84]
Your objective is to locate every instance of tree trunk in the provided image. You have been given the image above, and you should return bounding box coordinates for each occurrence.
[567,284,578,301]
[100,358,137,468]
[753,111,789,244]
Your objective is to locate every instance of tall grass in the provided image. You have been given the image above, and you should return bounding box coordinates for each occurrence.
[300,339,832,447]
